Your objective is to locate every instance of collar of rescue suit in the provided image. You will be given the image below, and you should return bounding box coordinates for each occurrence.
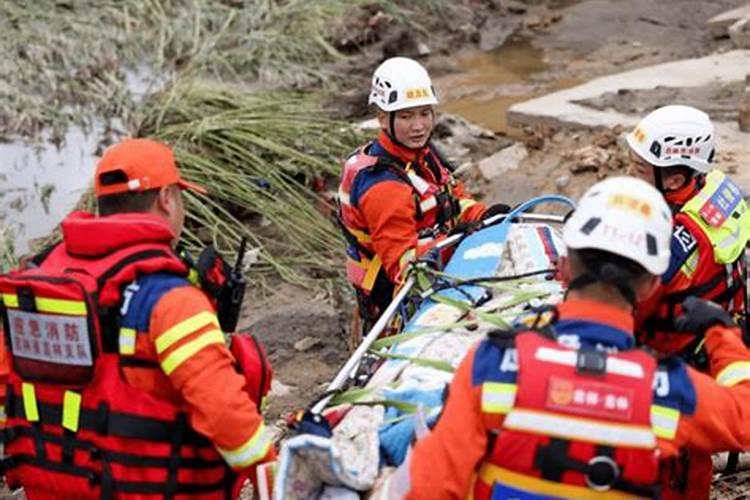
[664,176,699,211]
[375,129,430,166]
[554,299,636,351]
[61,210,176,257]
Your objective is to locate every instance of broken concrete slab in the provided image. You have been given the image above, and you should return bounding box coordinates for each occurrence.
[509,50,750,130]
[478,142,528,180]
[708,3,750,38]
[508,50,750,189]
[729,17,750,48]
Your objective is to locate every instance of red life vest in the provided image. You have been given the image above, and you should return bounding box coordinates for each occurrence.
[474,332,659,499]
[337,142,460,293]
[642,172,748,361]
[0,211,233,499]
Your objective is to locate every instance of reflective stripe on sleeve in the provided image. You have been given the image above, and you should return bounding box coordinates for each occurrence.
[650,404,679,440]
[119,328,137,355]
[155,311,220,354]
[160,329,225,375]
[504,408,655,448]
[459,198,477,213]
[481,382,517,414]
[217,422,273,469]
[716,361,750,387]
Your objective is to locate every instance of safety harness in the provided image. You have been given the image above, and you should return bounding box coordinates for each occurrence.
[337,142,462,297]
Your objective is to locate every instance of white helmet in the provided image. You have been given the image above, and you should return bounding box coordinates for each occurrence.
[368,57,439,112]
[625,105,715,173]
[563,177,673,275]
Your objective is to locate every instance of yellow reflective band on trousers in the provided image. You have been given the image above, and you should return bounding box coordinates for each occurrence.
[62,391,82,432]
[155,311,220,354]
[346,226,372,244]
[481,382,517,414]
[2,293,86,315]
[119,328,137,355]
[650,405,679,440]
[22,383,39,422]
[218,423,273,469]
[476,464,646,500]
[361,254,383,292]
[716,361,750,387]
[681,170,750,265]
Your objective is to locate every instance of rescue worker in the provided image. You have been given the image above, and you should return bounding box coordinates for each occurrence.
[0,138,274,498]
[337,57,508,326]
[626,104,748,359]
[626,105,750,498]
[384,177,750,499]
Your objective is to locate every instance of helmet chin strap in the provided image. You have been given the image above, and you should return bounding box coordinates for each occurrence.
[653,165,666,193]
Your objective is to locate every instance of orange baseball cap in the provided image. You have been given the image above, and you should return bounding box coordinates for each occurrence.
[94,138,206,196]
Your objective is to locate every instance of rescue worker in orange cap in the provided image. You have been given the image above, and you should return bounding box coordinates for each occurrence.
[382,177,750,499]
[0,138,274,498]
[626,105,750,498]
[337,57,509,327]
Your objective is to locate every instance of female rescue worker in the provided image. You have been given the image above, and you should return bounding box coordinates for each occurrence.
[337,57,509,326]
[626,105,750,498]
[0,139,274,498]
[381,177,750,499]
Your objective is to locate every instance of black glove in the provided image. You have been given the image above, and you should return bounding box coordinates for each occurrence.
[415,247,441,270]
[481,202,512,221]
[673,297,736,336]
[447,220,482,237]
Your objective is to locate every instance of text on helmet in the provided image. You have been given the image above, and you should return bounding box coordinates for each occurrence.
[607,194,653,218]
[406,88,432,100]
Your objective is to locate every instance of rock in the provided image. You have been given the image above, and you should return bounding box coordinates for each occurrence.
[269,379,295,398]
[294,336,322,352]
[328,4,389,52]
[382,29,428,60]
[729,17,750,49]
[523,15,542,29]
[477,143,528,180]
[503,0,528,14]
[569,145,609,174]
[355,117,380,131]
[707,3,750,38]
[555,175,570,190]
[479,15,521,51]
[416,42,431,56]
[739,94,750,132]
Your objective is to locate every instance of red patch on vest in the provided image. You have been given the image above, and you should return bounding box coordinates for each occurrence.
[545,376,634,420]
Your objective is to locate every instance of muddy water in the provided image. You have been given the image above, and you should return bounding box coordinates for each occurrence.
[437,38,578,136]
[0,126,103,255]
[0,68,165,257]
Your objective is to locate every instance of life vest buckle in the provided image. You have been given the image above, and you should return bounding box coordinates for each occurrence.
[586,455,619,491]
[576,350,607,376]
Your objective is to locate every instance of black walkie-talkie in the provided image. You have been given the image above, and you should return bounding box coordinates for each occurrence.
[217,237,248,332]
